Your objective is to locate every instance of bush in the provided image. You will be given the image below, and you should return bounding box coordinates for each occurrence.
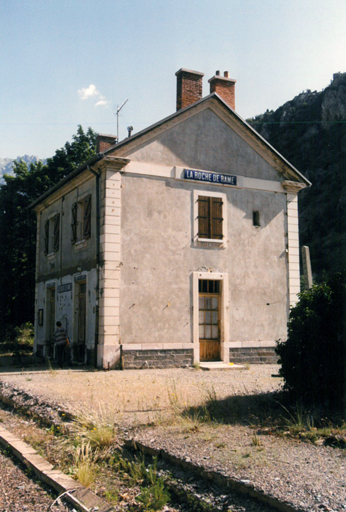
[276,271,346,411]
[14,322,34,346]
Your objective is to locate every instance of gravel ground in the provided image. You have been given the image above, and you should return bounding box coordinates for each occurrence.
[136,424,346,512]
[1,365,346,512]
[0,407,274,512]
[0,445,73,511]
[0,365,280,425]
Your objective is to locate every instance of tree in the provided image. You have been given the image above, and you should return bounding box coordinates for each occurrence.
[0,126,96,337]
[276,271,346,412]
[45,125,97,180]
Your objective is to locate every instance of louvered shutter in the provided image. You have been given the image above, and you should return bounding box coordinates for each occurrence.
[198,196,210,238]
[211,197,223,239]
[71,203,77,244]
[44,220,49,255]
[83,195,91,239]
[53,214,60,252]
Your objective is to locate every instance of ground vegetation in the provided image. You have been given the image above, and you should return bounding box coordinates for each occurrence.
[276,270,346,412]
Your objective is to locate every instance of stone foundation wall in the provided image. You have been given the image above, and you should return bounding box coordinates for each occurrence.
[229,347,278,364]
[122,349,193,369]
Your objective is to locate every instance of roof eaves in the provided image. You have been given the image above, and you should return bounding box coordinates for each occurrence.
[30,153,104,210]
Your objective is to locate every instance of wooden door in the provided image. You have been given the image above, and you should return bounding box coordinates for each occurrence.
[199,280,221,361]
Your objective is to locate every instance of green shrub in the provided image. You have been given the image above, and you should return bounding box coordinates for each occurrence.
[14,322,34,346]
[276,271,346,411]
[136,480,170,511]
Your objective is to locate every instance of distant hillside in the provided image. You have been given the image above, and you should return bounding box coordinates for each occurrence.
[0,155,41,183]
[248,73,346,279]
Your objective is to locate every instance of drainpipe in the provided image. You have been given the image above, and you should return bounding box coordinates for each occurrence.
[87,164,100,368]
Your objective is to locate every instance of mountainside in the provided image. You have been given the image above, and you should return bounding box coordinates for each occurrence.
[248,73,346,279]
[0,155,41,183]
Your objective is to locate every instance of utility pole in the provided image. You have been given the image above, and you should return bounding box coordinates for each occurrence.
[301,245,313,290]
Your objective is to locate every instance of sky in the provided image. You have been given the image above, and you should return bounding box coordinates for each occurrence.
[1,0,346,160]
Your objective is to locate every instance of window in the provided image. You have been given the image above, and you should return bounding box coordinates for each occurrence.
[44,214,60,255]
[198,196,223,240]
[253,211,260,227]
[38,309,44,326]
[44,220,49,254]
[199,280,220,294]
[71,195,91,244]
[199,290,220,341]
[193,190,226,246]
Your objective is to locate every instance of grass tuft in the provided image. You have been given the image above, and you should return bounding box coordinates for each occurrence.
[251,434,261,447]
[71,404,119,451]
[74,440,97,487]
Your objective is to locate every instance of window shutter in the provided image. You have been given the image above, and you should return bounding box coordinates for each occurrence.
[53,214,60,252]
[83,195,91,239]
[211,197,223,239]
[198,196,210,238]
[44,220,49,255]
[71,203,77,244]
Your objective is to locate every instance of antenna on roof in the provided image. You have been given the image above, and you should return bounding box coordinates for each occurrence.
[115,99,128,142]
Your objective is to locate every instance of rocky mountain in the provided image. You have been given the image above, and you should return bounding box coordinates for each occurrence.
[0,155,41,183]
[248,72,346,279]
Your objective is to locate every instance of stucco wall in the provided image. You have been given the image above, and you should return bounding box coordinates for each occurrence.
[34,270,97,357]
[124,109,282,182]
[119,174,288,350]
[37,176,97,282]
[34,172,98,360]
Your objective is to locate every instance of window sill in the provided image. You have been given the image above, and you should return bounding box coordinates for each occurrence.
[197,237,224,244]
[74,239,88,250]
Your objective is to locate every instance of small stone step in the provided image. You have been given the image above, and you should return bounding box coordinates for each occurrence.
[199,362,246,371]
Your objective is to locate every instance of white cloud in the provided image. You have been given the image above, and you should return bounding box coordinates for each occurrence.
[78,84,109,107]
[95,98,108,107]
[78,84,99,100]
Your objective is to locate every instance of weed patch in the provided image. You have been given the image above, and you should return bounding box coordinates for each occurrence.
[112,453,170,510]
[136,479,170,511]
[74,441,97,487]
[171,383,346,450]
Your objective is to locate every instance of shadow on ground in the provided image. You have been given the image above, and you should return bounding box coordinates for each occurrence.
[0,355,94,374]
[182,390,287,427]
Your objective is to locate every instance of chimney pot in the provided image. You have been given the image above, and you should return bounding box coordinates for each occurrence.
[208,72,237,111]
[175,68,204,111]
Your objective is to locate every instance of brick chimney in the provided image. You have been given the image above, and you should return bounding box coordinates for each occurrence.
[96,134,117,153]
[175,68,204,111]
[208,71,236,110]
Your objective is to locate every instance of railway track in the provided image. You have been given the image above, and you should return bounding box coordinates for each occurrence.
[0,400,286,512]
